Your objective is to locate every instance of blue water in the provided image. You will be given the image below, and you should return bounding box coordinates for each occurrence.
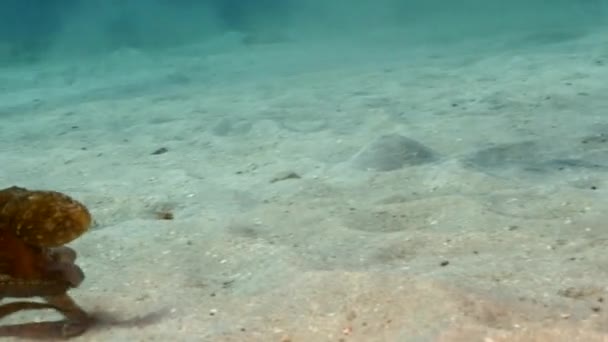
[0,1,606,62]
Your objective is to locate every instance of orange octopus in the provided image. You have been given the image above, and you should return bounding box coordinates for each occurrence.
[0,186,92,339]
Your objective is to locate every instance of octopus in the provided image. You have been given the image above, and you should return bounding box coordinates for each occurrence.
[0,186,92,339]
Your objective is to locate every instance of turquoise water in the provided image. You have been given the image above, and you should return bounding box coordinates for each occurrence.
[0,1,606,61]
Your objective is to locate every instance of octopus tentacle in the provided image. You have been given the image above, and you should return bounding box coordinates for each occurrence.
[0,301,60,319]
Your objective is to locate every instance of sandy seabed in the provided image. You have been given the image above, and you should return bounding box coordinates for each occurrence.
[2,28,608,341]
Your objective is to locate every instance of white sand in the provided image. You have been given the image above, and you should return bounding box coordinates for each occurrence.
[2,28,608,341]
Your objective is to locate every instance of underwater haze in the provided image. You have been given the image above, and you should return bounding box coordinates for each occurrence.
[0,0,606,59]
[2,1,608,341]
